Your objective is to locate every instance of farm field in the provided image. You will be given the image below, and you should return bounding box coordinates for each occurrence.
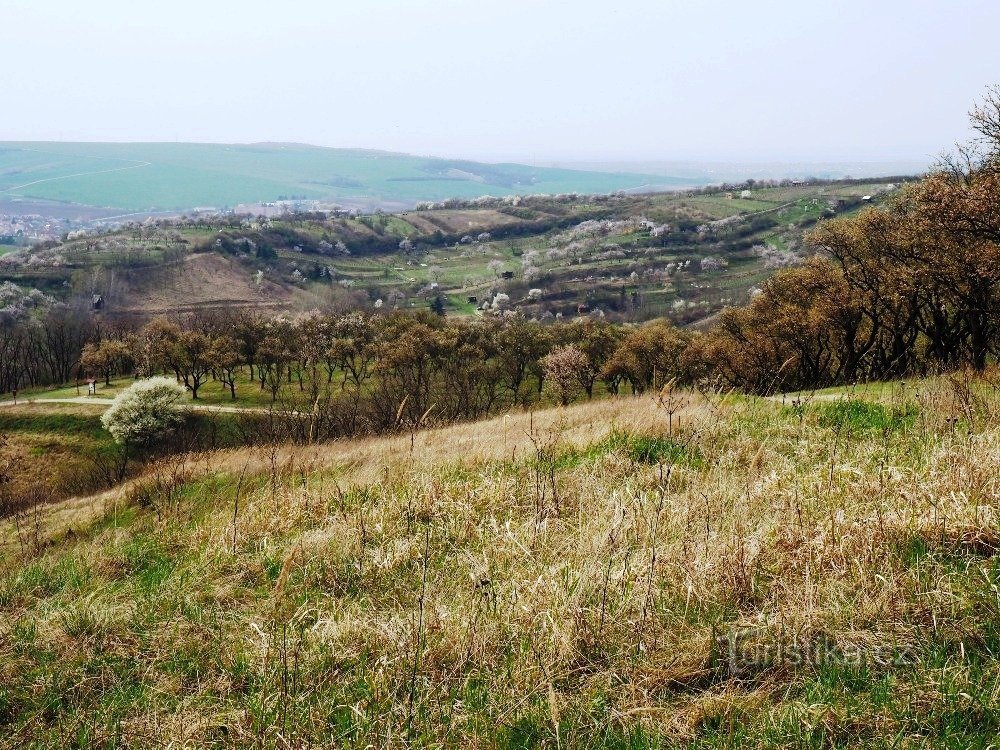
[1,375,997,746]
[0,142,689,212]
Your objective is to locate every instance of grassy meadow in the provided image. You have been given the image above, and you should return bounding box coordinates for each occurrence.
[0,372,998,747]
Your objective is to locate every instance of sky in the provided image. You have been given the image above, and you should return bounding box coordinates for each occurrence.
[5,0,1000,164]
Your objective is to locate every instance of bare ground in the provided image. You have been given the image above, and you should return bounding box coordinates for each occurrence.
[114,252,314,314]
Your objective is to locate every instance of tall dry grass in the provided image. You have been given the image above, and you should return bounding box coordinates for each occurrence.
[0,375,998,747]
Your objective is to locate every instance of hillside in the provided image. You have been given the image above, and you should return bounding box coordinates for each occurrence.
[0,143,689,214]
[0,180,899,323]
[1,379,998,746]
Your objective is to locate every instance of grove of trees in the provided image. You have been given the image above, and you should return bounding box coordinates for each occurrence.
[691,91,1000,392]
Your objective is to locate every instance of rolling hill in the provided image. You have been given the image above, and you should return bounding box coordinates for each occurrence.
[0,180,899,322]
[0,142,690,213]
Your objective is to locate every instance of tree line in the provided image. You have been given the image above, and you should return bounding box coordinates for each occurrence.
[71,312,694,434]
[690,91,1000,392]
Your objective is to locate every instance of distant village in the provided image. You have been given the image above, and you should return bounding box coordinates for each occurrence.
[0,213,83,246]
[0,199,370,250]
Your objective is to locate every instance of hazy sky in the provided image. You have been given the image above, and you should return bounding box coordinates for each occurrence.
[6,0,999,163]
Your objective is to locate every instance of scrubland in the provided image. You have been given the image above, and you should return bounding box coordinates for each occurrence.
[0,375,998,748]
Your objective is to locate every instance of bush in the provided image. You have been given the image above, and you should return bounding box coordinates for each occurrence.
[101,377,186,445]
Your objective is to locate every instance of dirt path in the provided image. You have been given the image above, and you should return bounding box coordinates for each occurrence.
[0,396,273,415]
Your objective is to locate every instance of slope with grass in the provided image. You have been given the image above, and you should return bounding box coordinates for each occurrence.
[0,404,115,507]
[1,376,998,747]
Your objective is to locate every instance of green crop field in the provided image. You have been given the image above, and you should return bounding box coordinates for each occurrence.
[0,142,694,212]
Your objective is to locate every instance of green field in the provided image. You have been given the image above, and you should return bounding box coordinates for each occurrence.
[0,142,693,211]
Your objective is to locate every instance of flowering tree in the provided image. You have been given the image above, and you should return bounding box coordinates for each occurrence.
[100,377,186,446]
[541,344,590,406]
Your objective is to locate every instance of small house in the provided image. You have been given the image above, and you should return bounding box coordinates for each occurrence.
[92,294,104,311]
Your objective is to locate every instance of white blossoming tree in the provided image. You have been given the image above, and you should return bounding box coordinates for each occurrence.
[101,377,186,446]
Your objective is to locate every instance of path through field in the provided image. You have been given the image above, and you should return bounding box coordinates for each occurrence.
[0,396,271,415]
[1,155,152,195]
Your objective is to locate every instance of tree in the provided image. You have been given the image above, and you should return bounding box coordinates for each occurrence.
[541,345,590,406]
[257,319,300,402]
[81,338,134,386]
[694,258,864,392]
[211,336,242,400]
[908,168,1000,370]
[41,305,93,385]
[430,294,446,317]
[564,319,625,398]
[169,329,216,399]
[495,318,551,403]
[601,322,691,394]
[101,377,186,446]
[232,312,268,382]
[372,314,448,425]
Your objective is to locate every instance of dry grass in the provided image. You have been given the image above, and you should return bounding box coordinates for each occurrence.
[1,378,998,747]
[116,252,314,314]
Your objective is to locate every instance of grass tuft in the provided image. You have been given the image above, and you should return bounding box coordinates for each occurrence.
[813,399,918,434]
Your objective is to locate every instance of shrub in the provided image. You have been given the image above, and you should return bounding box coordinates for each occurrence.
[101,377,186,445]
